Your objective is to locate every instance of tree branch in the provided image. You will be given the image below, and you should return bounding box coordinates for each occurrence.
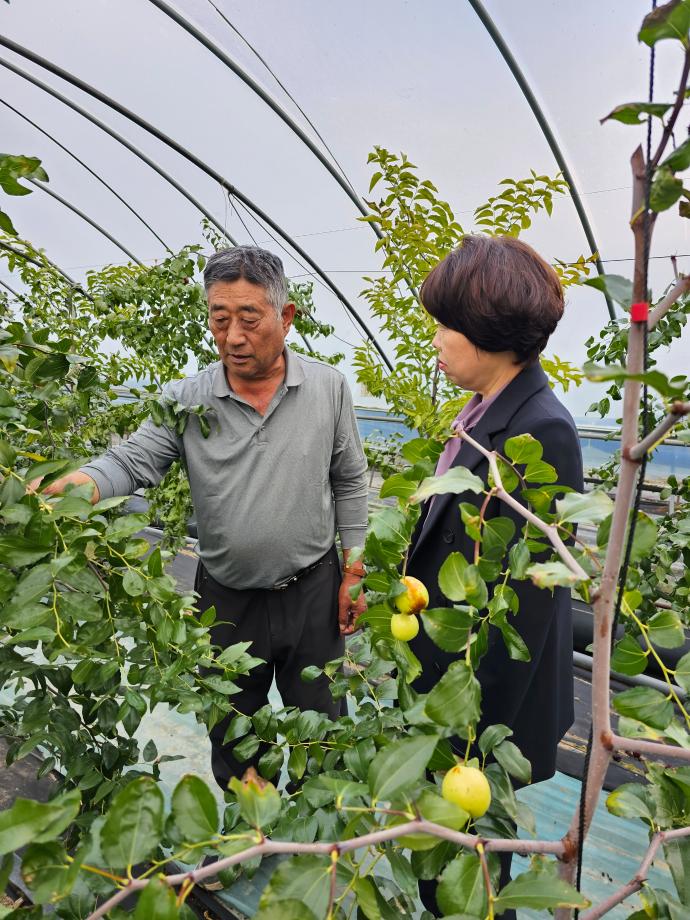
[456,427,589,580]
[648,275,690,329]
[629,400,690,460]
[611,733,690,761]
[84,821,566,920]
[649,47,690,171]
[579,826,690,920]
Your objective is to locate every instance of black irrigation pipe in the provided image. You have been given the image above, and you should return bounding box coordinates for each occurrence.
[0,97,172,252]
[148,0,372,225]
[0,56,238,249]
[467,0,616,321]
[27,178,143,266]
[0,37,393,371]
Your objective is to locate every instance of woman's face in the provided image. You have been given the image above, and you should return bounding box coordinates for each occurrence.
[432,324,486,390]
[432,323,520,394]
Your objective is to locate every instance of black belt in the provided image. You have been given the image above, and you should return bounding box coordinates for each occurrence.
[269,555,328,591]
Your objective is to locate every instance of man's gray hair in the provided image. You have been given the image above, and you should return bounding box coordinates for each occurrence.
[204,247,289,316]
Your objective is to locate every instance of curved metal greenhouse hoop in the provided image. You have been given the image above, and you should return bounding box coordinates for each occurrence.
[467,0,615,321]
[0,37,393,372]
[28,179,143,266]
[0,98,172,253]
[0,57,238,249]
[147,0,372,225]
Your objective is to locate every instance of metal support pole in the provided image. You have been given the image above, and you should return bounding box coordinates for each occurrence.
[467,0,616,321]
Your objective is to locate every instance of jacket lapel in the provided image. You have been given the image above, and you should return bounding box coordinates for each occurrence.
[409,363,549,561]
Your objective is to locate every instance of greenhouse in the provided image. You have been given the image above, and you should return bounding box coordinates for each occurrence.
[1,1,690,918]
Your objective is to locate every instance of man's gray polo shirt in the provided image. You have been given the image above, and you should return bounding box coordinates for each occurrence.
[82,350,369,590]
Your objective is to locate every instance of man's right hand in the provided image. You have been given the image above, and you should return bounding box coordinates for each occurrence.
[28,471,100,503]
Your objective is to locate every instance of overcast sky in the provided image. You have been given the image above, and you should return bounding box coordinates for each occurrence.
[2,0,688,416]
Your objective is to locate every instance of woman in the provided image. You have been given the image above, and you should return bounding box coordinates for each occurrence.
[407,235,583,912]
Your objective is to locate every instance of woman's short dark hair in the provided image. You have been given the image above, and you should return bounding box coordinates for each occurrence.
[420,235,564,364]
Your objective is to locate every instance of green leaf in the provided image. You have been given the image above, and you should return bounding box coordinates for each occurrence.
[606,783,654,821]
[436,852,487,917]
[602,101,673,125]
[647,610,686,649]
[258,746,284,780]
[411,839,456,881]
[379,472,417,501]
[583,273,634,309]
[0,790,80,855]
[438,551,468,601]
[0,207,16,235]
[523,459,558,484]
[479,724,512,756]
[493,868,589,911]
[259,856,331,919]
[396,788,468,850]
[527,562,583,589]
[610,635,648,676]
[664,837,690,905]
[0,438,17,467]
[584,362,688,398]
[368,506,409,549]
[481,516,515,561]
[675,652,690,692]
[353,875,382,920]
[612,686,674,730]
[556,490,614,524]
[0,536,52,567]
[661,135,690,171]
[122,569,146,596]
[508,540,530,578]
[650,165,684,212]
[105,513,149,543]
[368,734,439,802]
[288,745,308,782]
[412,466,484,502]
[133,876,179,920]
[425,661,481,735]
[21,841,79,904]
[233,734,261,761]
[639,0,690,47]
[493,741,532,784]
[101,777,164,868]
[421,606,473,652]
[229,774,281,828]
[629,512,658,563]
[171,775,218,842]
[504,433,542,464]
[254,901,318,920]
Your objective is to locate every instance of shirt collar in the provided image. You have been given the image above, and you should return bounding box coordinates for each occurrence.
[211,348,305,398]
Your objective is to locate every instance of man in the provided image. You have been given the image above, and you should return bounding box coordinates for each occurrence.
[42,246,369,791]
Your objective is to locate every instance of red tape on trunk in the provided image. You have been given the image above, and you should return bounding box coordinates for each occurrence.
[630,302,649,322]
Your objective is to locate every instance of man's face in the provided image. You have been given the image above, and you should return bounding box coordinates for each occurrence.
[207,279,295,381]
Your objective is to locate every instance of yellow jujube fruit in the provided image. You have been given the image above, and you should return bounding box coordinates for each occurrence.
[390,612,420,642]
[441,764,491,819]
[394,576,429,615]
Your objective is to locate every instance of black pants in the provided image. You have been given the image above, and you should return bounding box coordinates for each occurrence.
[195,547,344,791]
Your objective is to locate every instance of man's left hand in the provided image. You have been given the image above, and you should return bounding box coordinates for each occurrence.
[338,574,367,636]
